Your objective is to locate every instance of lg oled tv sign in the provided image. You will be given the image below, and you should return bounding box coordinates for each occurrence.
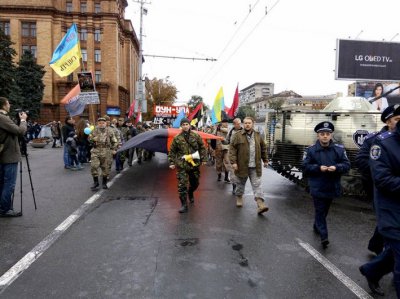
[336,39,400,81]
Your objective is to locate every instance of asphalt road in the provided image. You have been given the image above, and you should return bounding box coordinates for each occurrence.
[0,144,395,298]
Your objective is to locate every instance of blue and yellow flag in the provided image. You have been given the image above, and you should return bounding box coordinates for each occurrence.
[211,87,225,124]
[50,23,82,77]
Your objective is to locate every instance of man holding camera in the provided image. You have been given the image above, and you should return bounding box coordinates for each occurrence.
[0,97,27,217]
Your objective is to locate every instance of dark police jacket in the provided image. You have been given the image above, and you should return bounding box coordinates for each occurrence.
[355,126,387,182]
[370,123,400,240]
[302,141,351,198]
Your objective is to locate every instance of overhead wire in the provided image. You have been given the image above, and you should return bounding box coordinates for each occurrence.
[198,0,263,84]
[204,0,281,84]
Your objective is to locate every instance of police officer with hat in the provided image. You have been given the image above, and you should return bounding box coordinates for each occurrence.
[303,121,351,249]
[359,104,400,296]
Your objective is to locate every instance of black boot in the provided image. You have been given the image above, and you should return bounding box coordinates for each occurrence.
[102,176,108,189]
[232,183,236,195]
[188,190,194,204]
[91,177,99,191]
[217,173,222,181]
[179,197,188,213]
[224,171,231,183]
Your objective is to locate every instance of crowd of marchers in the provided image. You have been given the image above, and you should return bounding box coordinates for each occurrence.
[1,94,400,297]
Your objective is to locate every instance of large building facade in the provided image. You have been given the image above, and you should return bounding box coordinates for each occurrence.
[0,0,140,123]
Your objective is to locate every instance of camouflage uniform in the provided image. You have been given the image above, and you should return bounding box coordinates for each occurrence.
[214,125,232,181]
[135,124,146,163]
[168,130,207,211]
[89,126,117,189]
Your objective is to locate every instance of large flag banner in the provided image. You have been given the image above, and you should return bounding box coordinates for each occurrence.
[188,103,203,126]
[172,109,186,128]
[227,85,239,118]
[50,23,82,77]
[211,87,225,124]
[65,97,86,117]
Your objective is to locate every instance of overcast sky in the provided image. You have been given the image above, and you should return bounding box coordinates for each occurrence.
[125,0,400,107]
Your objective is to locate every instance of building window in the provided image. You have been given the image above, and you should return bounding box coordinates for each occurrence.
[95,70,101,82]
[94,2,101,13]
[0,21,10,35]
[80,28,87,41]
[66,1,73,12]
[22,22,36,37]
[80,2,87,13]
[22,45,37,58]
[81,48,87,62]
[94,29,101,42]
[94,49,101,62]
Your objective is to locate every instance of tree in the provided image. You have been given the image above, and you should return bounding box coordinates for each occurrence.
[236,105,256,121]
[147,77,177,106]
[187,95,209,111]
[0,28,17,99]
[12,50,45,119]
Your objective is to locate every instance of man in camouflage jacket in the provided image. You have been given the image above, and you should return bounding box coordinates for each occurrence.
[89,117,118,190]
[168,118,207,213]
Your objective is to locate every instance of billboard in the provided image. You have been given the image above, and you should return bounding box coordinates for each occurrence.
[336,39,400,81]
[355,81,400,106]
[154,105,190,117]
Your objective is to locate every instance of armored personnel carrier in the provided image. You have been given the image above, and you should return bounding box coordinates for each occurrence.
[265,96,381,195]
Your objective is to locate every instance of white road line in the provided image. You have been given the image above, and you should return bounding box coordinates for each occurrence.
[297,238,373,299]
[0,168,126,294]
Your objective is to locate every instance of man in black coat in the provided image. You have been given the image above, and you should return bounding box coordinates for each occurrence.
[302,121,351,249]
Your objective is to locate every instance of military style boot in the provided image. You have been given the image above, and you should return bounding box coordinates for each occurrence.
[188,189,194,204]
[256,198,269,214]
[236,195,243,208]
[91,177,99,191]
[224,171,231,183]
[232,183,237,195]
[217,173,222,181]
[102,176,108,189]
[179,196,188,213]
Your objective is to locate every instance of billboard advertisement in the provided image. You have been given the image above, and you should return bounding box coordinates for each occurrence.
[355,81,400,106]
[336,39,400,81]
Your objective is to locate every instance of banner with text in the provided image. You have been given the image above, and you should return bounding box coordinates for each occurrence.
[154,105,190,117]
[336,39,400,81]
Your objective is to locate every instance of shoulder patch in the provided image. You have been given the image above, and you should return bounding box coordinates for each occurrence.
[377,131,393,141]
[370,145,381,160]
[365,132,379,140]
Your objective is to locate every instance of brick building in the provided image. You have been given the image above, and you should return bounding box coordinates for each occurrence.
[0,0,140,123]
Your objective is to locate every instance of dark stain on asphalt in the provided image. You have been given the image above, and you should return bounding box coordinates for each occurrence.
[230,240,248,267]
[176,238,199,247]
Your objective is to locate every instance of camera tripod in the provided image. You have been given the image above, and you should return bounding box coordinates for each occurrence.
[11,137,37,216]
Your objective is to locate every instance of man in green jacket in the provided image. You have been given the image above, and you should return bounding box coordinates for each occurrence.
[168,118,207,213]
[229,116,269,214]
[0,97,28,217]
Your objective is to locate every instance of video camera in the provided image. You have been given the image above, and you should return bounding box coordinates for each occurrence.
[14,109,29,124]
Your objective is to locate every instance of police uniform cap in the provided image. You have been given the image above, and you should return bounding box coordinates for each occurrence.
[97,117,106,122]
[180,117,190,125]
[314,121,334,133]
[381,104,400,123]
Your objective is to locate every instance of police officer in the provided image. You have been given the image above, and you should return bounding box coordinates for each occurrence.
[168,118,207,213]
[356,104,400,255]
[302,121,351,249]
[359,105,400,297]
[89,117,118,190]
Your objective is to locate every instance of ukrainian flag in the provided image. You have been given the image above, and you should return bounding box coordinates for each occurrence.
[50,23,82,77]
[211,87,225,124]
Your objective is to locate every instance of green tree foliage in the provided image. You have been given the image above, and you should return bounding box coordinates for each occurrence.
[0,28,17,99]
[11,51,45,119]
[236,105,256,121]
[187,95,209,111]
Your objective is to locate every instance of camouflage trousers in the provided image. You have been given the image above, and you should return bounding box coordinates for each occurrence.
[215,149,232,174]
[91,152,112,177]
[176,167,200,200]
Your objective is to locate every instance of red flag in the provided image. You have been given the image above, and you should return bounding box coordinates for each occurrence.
[135,104,142,124]
[128,100,135,118]
[227,85,239,118]
[188,103,203,121]
[60,84,80,104]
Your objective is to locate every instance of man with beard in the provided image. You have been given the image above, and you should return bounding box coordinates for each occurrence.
[168,118,207,213]
[302,121,350,249]
[89,117,118,190]
[229,116,269,215]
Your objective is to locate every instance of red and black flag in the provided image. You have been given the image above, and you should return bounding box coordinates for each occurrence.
[188,103,204,127]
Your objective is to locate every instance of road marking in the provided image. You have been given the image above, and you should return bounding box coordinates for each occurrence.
[0,166,130,294]
[297,238,373,299]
